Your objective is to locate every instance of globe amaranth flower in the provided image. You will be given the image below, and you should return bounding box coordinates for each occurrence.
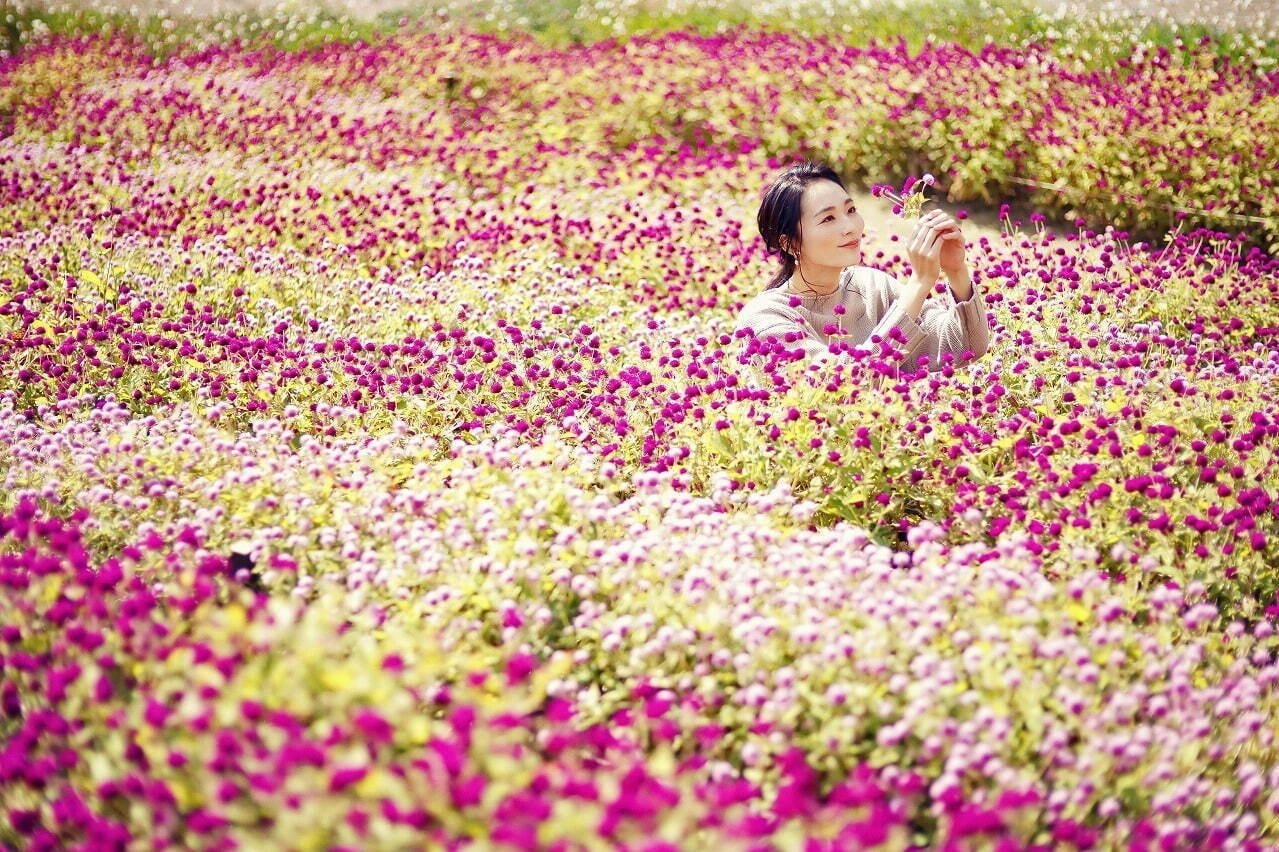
[871,173,936,218]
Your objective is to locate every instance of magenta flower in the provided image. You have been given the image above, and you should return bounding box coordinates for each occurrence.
[873,173,937,218]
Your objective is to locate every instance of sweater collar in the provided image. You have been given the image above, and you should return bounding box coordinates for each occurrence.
[781,268,854,306]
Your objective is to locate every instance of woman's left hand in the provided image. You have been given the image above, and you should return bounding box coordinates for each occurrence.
[929,210,968,280]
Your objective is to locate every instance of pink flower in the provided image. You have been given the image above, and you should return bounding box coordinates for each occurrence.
[505,652,538,685]
[328,765,368,793]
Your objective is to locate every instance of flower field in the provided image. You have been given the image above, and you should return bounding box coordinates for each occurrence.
[3,2,1279,848]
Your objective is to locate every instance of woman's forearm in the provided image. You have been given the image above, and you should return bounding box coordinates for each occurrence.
[945,266,974,302]
[899,275,932,320]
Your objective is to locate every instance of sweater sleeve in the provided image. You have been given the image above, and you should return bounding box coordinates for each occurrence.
[735,296,830,360]
[859,269,990,371]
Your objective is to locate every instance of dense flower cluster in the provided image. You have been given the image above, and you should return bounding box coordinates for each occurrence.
[2,18,1278,849]
[3,25,1278,247]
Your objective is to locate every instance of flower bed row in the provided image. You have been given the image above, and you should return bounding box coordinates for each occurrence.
[4,27,1278,248]
[4,456,1278,847]
[2,21,1279,849]
[4,191,1276,615]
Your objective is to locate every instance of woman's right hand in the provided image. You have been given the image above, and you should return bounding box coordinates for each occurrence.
[906,210,963,286]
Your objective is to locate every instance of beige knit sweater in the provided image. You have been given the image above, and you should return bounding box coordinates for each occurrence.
[736,266,990,371]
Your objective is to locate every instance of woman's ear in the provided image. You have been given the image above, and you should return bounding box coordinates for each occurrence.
[779,236,795,258]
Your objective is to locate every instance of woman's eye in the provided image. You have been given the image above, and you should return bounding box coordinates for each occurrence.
[821,216,834,223]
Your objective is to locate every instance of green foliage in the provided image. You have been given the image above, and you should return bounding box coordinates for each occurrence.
[6,0,1278,65]
[5,3,1276,247]
[0,1,387,58]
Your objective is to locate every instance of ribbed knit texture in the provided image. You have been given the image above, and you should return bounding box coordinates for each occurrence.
[736,266,990,370]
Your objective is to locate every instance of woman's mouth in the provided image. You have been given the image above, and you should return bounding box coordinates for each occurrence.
[840,240,861,249]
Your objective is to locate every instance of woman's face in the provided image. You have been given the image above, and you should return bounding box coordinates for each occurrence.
[791,179,864,270]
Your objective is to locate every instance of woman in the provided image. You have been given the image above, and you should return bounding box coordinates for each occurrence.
[737,161,989,372]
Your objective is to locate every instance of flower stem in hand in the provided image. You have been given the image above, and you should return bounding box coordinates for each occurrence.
[871,173,936,219]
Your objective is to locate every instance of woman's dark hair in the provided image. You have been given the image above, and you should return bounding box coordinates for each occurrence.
[757,161,846,290]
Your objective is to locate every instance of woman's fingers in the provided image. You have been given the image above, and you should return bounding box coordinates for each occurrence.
[913,223,943,253]
[920,210,964,235]
[913,218,942,239]
[909,210,966,284]
[912,217,966,264]
[909,223,943,284]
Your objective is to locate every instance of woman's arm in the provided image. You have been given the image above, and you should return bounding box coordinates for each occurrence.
[913,284,990,368]
[942,262,974,304]
[899,209,971,315]
[900,211,987,368]
[859,271,988,371]
[736,299,831,360]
